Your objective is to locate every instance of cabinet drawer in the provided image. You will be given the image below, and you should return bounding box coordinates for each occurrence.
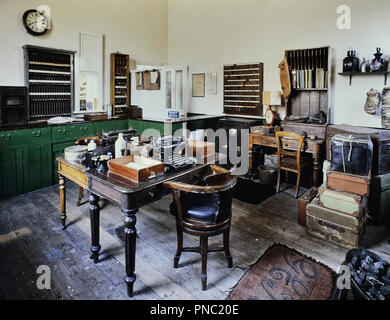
[0,127,51,147]
[52,123,93,142]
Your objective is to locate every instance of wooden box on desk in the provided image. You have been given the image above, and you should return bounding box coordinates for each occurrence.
[108,155,164,182]
[186,140,215,159]
[250,125,274,136]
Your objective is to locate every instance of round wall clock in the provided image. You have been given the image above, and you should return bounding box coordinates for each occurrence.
[22,9,48,36]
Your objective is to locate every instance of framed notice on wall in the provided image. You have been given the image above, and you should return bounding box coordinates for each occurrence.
[192,73,205,97]
[206,72,217,94]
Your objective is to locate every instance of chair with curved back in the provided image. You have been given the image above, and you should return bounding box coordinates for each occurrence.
[275,131,311,198]
[164,165,237,290]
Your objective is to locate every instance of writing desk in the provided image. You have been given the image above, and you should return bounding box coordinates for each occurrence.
[249,133,324,186]
[85,155,221,297]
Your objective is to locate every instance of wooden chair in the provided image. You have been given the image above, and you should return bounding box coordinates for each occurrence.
[275,131,311,199]
[164,165,237,290]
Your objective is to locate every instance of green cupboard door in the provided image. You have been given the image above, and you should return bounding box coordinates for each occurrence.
[23,144,52,192]
[141,121,164,137]
[0,146,24,199]
[128,119,141,133]
[112,119,129,130]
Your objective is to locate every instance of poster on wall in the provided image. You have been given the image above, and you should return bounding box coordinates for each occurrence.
[192,73,205,97]
[206,72,217,94]
[80,74,99,111]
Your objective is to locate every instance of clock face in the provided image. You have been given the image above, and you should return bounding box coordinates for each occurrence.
[265,108,274,125]
[23,10,48,36]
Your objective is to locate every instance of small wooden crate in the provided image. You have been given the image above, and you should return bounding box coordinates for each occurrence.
[108,155,164,182]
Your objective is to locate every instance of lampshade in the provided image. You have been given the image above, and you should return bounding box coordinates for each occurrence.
[262,91,282,106]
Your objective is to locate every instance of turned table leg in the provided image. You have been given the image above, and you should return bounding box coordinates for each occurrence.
[89,192,101,264]
[59,175,66,230]
[77,186,83,206]
[123,204,138,298]
[312,145,322,187]
[248,136,253,176]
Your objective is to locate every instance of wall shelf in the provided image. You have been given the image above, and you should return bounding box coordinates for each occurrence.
[293,88,328,91]
[110,53,130,117]
[338,71,389,86]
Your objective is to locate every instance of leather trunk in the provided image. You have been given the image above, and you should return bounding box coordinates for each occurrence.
[306,198,366,249]
[330,134,373,176]
[326,124,390,175]
[375,139,390,175]
[369,173,390,226]
[297,187,318,226]
[318,185,366,216]
[326,171,370,197]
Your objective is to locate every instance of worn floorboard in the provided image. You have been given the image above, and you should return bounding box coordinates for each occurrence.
[0,180,389,300]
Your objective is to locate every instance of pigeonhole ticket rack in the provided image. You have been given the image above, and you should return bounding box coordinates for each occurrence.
[23,45,75,122]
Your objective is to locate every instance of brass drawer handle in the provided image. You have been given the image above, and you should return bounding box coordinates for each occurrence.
[32,130,41,137]
[58,128,67,135]
[80,126,87,132]
[1,134,11,141]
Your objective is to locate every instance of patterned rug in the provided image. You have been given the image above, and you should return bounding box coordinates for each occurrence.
[227,244,336,300]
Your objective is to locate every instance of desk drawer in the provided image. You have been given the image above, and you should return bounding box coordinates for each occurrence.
[138,184,168,206]
[138,167,209,206]
[251,136,277,147]
[52,123,93,142]
[0,127,51,147]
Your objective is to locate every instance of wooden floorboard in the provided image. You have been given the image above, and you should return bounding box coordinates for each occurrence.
[0,180,389,300]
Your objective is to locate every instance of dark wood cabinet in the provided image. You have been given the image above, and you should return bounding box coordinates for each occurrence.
[218,117,263,168]
[0,86,27,127]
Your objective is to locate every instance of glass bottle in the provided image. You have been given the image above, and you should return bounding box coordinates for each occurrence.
[360,58,368,72]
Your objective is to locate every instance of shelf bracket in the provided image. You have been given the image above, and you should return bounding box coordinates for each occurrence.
[349,75,352,86]
[385,74,388,86]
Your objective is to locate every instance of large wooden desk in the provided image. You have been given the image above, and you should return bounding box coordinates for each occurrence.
[85,155,221,297]
[57,156,88,229]
[249,133,324,186]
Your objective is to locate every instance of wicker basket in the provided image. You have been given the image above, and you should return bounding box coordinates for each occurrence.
[257,165,277,186]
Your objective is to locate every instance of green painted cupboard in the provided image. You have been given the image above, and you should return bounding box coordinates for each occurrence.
[0,117,216,199]
[0,127,52,199]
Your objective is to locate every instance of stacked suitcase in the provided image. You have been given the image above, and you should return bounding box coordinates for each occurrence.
[306,134,373,249]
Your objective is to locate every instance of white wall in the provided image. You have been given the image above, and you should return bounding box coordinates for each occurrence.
[0,0,168,107]
[168,0,390,128]
[2,0,390,127]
